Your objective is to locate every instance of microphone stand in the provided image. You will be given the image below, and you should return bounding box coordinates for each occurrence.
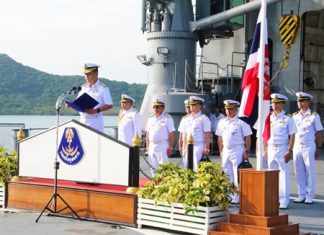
[36,91,81,222]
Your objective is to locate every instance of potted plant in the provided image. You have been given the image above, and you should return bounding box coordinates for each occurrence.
[137,162,237,235]
[0,146,17,208]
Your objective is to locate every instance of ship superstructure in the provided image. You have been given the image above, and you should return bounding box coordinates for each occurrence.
[139,0,324,126]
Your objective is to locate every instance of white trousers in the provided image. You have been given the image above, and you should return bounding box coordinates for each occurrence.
[148,141,168,176]
[293,142,316,200]
[268,144,290,207]
[183,142,205,171]
[222,145,245,202]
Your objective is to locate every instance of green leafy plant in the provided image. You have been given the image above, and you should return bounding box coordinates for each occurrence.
[137,161,237,214]
[0,146,18,186]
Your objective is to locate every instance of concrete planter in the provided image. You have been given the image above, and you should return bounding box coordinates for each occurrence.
[137,198,227,235]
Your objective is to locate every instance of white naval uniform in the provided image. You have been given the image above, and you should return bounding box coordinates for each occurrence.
[118,108,142,146]
[182,111,211,170]
[293,109,323,200]
[216,116,252,202]
[210,113,225,153]
[78,81,113,133]
[268,111,297,208]
[146,112,175,176]
[210,113,225,132]
[178,114,190,162]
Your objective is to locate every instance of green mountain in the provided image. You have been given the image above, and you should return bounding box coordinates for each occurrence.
[0,54,146,115]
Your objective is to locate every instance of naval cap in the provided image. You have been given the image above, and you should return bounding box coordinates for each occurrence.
[271,93,288,103]
[152,97,166,106]
[224,100,240,108]
[120,94,135,103]
[296,91,313,101]
[84,63,100,74]
[184,99,190,106]
[189,96,204,105]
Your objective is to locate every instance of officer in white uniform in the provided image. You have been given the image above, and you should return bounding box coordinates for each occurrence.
[76,63,113,133]
[267,93,297,209]
[216,100,252,204]
[293,92,323,204]
[181,96,211,170]
[146,98,175,176]
[118,94,142,146]
[178,99,191,161]
[209,105,225,154]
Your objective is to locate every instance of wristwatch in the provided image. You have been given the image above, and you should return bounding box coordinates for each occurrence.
[96,108,100,113]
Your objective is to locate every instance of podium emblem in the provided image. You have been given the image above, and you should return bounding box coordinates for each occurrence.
[58,127,84,165]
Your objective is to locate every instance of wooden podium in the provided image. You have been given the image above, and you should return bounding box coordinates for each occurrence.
[209,169,310,235]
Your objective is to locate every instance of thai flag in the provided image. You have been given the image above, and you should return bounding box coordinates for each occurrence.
[239,0,270,144]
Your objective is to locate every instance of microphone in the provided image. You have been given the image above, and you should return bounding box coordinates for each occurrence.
[65,86,81,95]
[56,86,81,111]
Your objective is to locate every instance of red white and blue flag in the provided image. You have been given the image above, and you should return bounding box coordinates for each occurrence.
[239,0,270,144]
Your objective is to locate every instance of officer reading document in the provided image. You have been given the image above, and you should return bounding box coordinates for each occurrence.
[292,92,323,204]
[66,63,113,133]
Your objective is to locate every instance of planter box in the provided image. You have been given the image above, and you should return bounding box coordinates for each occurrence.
[0,186,5,208]
[137,198,227,235]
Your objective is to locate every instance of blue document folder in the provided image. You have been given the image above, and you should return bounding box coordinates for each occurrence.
[65,93,99,113]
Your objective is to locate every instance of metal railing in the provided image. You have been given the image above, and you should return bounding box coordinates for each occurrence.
[0,124,118,151]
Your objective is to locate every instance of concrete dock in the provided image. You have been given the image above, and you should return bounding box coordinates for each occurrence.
[1,154,323,235]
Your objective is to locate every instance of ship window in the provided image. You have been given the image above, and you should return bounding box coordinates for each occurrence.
[157,47,169,56]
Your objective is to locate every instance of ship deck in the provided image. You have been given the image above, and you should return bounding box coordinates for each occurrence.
[1,155,324,235]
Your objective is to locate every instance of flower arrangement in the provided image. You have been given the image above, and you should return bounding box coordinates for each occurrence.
[137,161,237,214]
[0,146,17,187]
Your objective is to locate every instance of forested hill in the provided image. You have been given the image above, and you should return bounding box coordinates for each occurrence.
[0,54,146,115]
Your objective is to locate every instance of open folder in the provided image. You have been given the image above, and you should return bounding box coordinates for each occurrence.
[65,93,99,113]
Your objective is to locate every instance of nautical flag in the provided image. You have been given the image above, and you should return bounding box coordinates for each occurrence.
[239,0,270,144]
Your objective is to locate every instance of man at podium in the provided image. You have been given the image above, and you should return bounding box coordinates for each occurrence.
[69,63,113,133]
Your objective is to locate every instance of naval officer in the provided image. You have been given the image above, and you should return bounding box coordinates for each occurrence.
[146,97,175,176]
[267,93,297,209]
[178,99,191,160]
[73,63,113,133]
[118,94,142,146]
[181,96,211,170]
[216,100,252,204]
[292,92,323,204]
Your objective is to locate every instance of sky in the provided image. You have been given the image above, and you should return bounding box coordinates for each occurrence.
[0,0,148,84]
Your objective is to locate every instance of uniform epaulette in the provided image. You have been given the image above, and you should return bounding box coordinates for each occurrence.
[285,112,292,117]
[150,113,155,117]
[164,113,171,118]
[181,114,189,119]
[312,111,318,115]
[100,82,107,87]
[293,111,299,116]
[82,83,87,87]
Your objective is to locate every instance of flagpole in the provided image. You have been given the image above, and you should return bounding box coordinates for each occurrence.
[257,0,267,170]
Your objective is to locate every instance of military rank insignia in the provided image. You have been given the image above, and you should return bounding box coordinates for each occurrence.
[58,127,84,165]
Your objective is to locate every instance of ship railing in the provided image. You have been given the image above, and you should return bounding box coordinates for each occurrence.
[0,124,118,151]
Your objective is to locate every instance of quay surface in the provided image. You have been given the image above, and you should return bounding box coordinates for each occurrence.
[1,154,323,235]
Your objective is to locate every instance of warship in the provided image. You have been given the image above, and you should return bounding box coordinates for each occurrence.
[138,0,324,128]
